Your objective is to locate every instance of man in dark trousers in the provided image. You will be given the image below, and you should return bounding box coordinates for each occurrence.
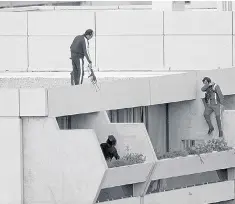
[100,135,120,161]
[70,29,94,85]
[201,77,224,137]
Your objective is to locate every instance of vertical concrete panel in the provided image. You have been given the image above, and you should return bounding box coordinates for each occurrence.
[147,105,166,154]
[223,110,235,147]
[28,11,95,35]
[0,37,27,71]
[0,118,22,204]
[28,36,95,71]
[164,12,232,34]
[96,10,163,35]
[0,12,27,35]
[0,89,19,116]
[165,36,232,70]
[23,117,106,204]
[20,88,48,116]
[96,36,164,71]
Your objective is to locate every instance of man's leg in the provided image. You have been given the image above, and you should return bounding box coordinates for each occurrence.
[70,71,74,85]
[204,105,214,134]
[80,59,85,84]
[212,104,223,137]
[72,58,83,85]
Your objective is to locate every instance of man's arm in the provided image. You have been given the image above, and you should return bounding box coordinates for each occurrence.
[112,148,120,160]
[215,85,224,105]
[82,38,92,64]
[201,84,210,92]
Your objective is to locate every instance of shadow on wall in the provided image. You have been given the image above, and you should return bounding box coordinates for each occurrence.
[97,185,133,202]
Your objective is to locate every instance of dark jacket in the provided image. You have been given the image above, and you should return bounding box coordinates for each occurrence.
[70,35,92,63]
[201,82,224,105]
[100,136,120,161]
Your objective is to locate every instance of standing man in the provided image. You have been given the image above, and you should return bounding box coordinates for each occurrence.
[201,77,224,137]
[70,29,94,85]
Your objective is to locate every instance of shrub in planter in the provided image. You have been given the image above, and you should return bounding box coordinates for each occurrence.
[156,139,232,160]
[107,153,146,168]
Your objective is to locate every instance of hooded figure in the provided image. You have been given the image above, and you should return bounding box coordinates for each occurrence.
[100,135,120,161]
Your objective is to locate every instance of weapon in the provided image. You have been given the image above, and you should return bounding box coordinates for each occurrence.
[87,65,100,92]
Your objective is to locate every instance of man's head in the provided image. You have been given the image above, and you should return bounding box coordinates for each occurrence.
[106,135,117,146]
[84,29,94,40]
[202,77,211,85]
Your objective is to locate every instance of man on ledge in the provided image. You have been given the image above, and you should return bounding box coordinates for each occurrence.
[70,29,96,85]
[201,77,224,137]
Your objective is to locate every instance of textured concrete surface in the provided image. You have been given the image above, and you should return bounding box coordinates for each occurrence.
[0,71,182,88]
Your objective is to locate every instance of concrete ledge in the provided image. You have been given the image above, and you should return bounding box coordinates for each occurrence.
[144,181,234,204]
[0,89,19,116]
[150,72,197,104]
[48,78,150,117]
[20,88,48,116]
[152,150,235,180]
[197,68,235,98]
[102,162,154,189]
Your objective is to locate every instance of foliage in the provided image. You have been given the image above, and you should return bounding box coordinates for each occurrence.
[156,139,233,160]
[107,153,146,168]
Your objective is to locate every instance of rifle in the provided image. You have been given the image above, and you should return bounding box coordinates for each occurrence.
[87,66,100,92]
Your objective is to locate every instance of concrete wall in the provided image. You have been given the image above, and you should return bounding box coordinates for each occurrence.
[168,68,235,150]
[70,112,156,161]
[0,118,22,204]
[23,117,106,204]
[0,11,234,71]
[47,73,197,117]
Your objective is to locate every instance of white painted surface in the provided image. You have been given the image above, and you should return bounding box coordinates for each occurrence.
[152,150,235,180]
[28,36,95,71]
[102,196,141,204]
[0,12,27,35]
[0,89,19,116]
[144,181,234,204]
[96,10,163,35]
[223,110,235,147]
[96,36,163,71]
[47,78,150,116]
[102,163,154,188]
[165,36,232,70]
[0,118,22,204]
[164,12,232,34]
[0,37,27,71]
[23,117,106,204]
[150,72,197,104]
[20,88,48,116]
[28,11,95,35]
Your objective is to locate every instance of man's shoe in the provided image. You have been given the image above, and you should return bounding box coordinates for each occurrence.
[208,128,214,135]
[219,130,223,137]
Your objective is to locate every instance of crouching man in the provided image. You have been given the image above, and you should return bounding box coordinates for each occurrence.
[100,135,120,161]
[201,77,224,137]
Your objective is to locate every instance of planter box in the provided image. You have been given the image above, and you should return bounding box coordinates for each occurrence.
[152,150,235,180]
[144,181,234,204]
[101,162,154,189]
[100,196,141,204]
